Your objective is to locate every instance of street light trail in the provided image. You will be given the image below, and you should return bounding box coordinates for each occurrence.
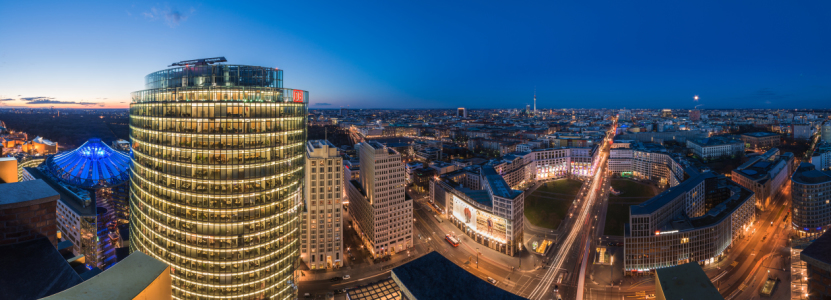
[528,129,612,300]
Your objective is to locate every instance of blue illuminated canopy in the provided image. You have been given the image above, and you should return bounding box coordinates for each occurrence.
[47,138,131,189]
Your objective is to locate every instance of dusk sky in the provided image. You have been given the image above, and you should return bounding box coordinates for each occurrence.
[1,1,830,109]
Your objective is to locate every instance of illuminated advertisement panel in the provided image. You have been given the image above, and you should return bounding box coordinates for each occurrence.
[452,195,507,243]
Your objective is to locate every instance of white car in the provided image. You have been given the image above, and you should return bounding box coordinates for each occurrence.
[343,275,351,280]
[487,277,498,285]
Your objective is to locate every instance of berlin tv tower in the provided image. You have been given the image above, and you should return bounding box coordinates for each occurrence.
[533,87,537,112]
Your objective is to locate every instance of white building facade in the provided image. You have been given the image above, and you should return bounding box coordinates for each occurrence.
[301,140,344,269]
[347,141,413,257]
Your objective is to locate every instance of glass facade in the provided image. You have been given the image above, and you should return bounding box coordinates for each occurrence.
[129,64,307,300]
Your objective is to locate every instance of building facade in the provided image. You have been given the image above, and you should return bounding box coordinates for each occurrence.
[301,140,343,270]
[625,173,756,275]
[740,132,781,151]
[791,163,831,238]
[434,165,524,256]
[129,62,307,299]
[686,137,744,160]
[731,148,793,211]
[800,231,831,300]
[347,141,412,257]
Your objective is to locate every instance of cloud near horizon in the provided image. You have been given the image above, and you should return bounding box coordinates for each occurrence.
[314,103,332,106]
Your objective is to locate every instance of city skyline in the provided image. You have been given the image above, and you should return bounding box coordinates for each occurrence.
[2,1,831,109]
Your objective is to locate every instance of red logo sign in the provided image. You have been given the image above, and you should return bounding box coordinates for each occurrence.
[293,90,304,103]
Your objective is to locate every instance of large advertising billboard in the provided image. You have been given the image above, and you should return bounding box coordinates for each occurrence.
[452,195,507,243]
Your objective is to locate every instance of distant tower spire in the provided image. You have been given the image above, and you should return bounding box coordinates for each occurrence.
[533,87,537,112]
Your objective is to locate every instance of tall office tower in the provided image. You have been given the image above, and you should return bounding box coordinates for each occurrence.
[526,105,531,113]
[347,141,412,257]
[340,107,347,117]
[457,107,466,118]
[301,140,344,269]
[129,58,308,299]
[661,109,673,118]
[822,121,831,142]
[791,163,831,238]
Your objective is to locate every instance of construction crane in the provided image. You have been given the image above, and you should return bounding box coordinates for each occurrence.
[169,57,227,67]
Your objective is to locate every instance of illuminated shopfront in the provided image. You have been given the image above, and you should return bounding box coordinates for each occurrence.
[129,63,307,300]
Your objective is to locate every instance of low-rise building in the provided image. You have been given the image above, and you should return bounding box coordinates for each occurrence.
[686,136,744,160]
[625,172,756,275]
[740,132,781,151]
[810,142,831,171]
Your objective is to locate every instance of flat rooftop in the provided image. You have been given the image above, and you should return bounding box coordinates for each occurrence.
[41,251,170,300]
[655,262,723,300]
[689,136,742,146]
[25,167,97,216]
[0,238,83,299]
[630,173,711,216]
[792,163,831,185]
[741,132,778,138]
[801,231,831,270]
[392,251,527,300]
[482,166,522,199]
[0,179,59,208]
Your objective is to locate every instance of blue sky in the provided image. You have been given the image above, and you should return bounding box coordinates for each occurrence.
[1,1,830,109]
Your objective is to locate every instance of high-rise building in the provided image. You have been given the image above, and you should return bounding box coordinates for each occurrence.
[129,59,308,299]
[301,140,343,269]
[340,107,348,117]
[661,109,672,118]
[457,107,466,118]
[346,141,412,257]
[791,163,831,238]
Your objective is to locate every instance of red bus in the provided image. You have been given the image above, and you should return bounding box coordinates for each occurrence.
[445,234,460,247]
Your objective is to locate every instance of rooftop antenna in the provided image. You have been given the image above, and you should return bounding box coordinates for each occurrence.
[169,57,227,67]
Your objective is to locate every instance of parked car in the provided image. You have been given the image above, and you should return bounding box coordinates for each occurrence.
[343,275,351,280]
[330,277,343,282]
[487,277,498,285]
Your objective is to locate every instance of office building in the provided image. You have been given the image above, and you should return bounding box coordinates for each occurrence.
[686,137,744,160]
[822,122,831,142]
[347,141,412,257]
[731,148,793,211]
[740,132,781,151]
[300,140,344,269]
[22,139,131,270]
[432,165,524,256]
[793,123,813,140]
[129,60,308,299]
[457,107,466,118]
[800,231,831,300]
[625,173,755,275]
[791,163,831,237]
[661,109,672,118]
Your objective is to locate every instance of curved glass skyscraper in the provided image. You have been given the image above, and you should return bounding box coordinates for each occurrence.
[129,62,307,299]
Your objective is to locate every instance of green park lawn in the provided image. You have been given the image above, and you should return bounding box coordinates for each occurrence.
[604,179,657,236]
[524,179,583,230]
